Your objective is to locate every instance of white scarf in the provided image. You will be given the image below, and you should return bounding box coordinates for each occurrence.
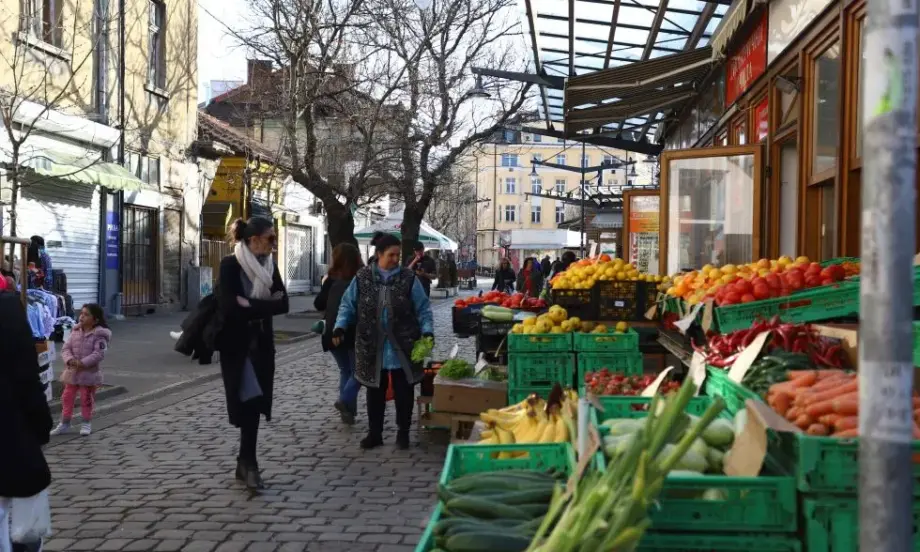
[234,242,274,300]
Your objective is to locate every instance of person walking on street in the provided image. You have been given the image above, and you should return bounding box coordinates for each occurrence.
[408,241,437,296]
[26,236,52,290]
[217,217,289,490]
[51,304,111,437]
[333,234,434,450]
[540,255,551,277]
[314,243,363,425]
[0,278,53,552]
[491,258,516,293]
[516,257,544,296]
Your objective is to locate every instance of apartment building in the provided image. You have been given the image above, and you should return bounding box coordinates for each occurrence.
[0,0,204,313]
[470,127,655,269]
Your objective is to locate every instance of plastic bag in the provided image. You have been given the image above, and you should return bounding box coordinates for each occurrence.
[9,490,51,543]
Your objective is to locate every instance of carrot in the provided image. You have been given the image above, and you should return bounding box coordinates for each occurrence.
[819,414,842,427]
[807,374,854,392]
[833,428,859,438]
[769,381,802,396]
[786,371,818,387]
[786,407,802,422]
[834,416,858,432]
[795,413,814,430]
[815,369,848,379]
[805,399,837,418]
[772,393,792,416]
[786,369,817,380]
[832,394,859,416]
[801,379,858,405]
[807,423,829,436]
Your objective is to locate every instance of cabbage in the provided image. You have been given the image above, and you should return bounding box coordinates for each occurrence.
[702,419,735,448]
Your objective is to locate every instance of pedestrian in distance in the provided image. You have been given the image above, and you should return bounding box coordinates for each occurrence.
[314,243,364,425]
[516,257,544,296]
[540,255,551,277]
[0,276,53,552]
[51,303,111,437]
[333,233,434,450]
[217,217,289,491]
[26,236,52,291]
[408,240,437,297]
[491,258,516,293]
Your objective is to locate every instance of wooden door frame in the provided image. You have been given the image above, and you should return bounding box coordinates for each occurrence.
[622,189,660,267]
[658,144,765,275]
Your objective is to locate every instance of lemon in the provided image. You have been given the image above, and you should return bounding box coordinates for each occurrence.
[511,323,524,334]
[523,317,537,327]
[615,321,628,333]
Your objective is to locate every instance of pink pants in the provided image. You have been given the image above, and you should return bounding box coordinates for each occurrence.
[61,384,96,421]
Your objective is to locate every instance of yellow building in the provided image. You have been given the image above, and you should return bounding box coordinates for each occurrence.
[469,127,654,270]
[0,0,204,313]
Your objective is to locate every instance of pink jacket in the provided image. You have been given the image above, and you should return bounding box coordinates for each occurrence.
[61,326,111,386]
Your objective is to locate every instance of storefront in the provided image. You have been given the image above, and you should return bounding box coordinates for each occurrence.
[656,0,893,269]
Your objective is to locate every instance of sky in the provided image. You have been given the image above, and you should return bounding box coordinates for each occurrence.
[196,0,250,103]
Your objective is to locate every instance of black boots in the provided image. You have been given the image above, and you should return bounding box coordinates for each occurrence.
[395,430,410,450]
[334,400,357,425]
[235,457,265,490]
[360,433,384,449]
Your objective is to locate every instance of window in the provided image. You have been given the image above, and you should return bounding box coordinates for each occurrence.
[126,152,161,188]
[24,0,62,46]
[503,130,515,142]
[556,154,566,165]
[504,177,516,194]
[531,206,542,223]
[148,0,166,88]
[627,179,633,187]
[603,155,615,166]
[504,205,516,222]
[813,41,841,177]
[555,179,565,194]
[501,153,518,167]
[531,178,542,195]
[533,133,542,143]
[555,205,565,223]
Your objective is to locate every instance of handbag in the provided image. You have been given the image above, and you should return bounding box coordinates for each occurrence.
[385,372,395,402]
[311,320,325,334]
[9,490,51,543]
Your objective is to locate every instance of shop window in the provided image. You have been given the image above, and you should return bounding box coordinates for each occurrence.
[813,41,841,178]
[778,139,799,257]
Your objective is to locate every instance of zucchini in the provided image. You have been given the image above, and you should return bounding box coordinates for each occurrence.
[480,487,555,505]
[481,305,514,321]
[442,519,526,538]
[436,483,460,504]
[447,476,556,494]
[445,496,533,520]
[444,532,532,552]
[516,503,550,518]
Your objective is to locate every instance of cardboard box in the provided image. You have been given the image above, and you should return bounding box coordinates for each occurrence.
[814,324,859,369]
[432,377,507,415]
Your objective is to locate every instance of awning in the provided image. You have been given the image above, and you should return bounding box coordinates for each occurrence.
[21,150,145,191]
[564,47,714,109]
[709,0,768,59]
[591,212,624,229]
[566,87,698,133]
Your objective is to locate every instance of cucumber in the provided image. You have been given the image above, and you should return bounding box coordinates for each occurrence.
[481,305,514,321]
[516,503,550,518]
[480,487,555,506]
[514,515,545,533]
[437,483,460,504]
[442,519,528,538]
[447,476,556,494]
[444,532,532,552]
[445,496,533,520]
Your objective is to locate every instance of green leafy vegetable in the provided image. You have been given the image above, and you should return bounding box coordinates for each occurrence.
[411,337,434,363]
[440,359,474,379]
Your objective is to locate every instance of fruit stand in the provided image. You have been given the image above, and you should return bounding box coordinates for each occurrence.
[416,252,918,552]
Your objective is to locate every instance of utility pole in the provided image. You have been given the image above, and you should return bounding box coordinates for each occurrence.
[493,142,498,267]
[859,0,917,547]
[580,140,586,257]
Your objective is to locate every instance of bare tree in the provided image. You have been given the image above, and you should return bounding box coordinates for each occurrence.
[424,167,477,259]
[364,0,533,260]
[0,1,104,236]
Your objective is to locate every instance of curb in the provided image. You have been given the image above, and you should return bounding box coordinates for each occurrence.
[275,332,318,345]
[47,384,128,410]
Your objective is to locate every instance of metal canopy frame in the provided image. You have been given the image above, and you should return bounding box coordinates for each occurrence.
[519,0,728,147]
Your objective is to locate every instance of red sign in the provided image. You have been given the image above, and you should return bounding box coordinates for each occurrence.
[754,97,769,142]
[725,13,767,107]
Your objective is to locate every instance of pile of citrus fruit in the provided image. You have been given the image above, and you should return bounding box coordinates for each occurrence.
[511,306,631,335]
[550,254,669,290]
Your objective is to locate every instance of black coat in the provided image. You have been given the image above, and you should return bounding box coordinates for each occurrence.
[0,292,52,498]
[217,256,289,427]
[175,288,223,364]
[516,269,544,295]
[492,268,516,292]
[314,276,355,352]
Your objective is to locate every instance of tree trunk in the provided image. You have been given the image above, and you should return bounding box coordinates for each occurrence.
[326,202,358,248]
[8,159,19,237]
[400,206,424,265]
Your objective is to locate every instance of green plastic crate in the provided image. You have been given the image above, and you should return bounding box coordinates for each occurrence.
[663,296,683,314]
[507,331,573,353]
[577,352,643,380]
[573,327,639,352]
[714,280,859,333]
[804,497,920,552]
[819,256,861,267]
[639,532,801,551]
[508,352,574,388]
[704,365,764,415]
[591,395,797,533]
[415,443,576,552]
[508,385,553,404]
[914,321,920,366]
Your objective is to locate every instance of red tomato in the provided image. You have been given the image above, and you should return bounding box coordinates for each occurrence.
[724,291,741,305]
[820,278,835,286]
[735,279,753,295]
[805,275,822,288]
[741,293,756,303]
[807,262,822,274]
[764,273,782,290]
[454,299,466,307]
[753,284,771,300]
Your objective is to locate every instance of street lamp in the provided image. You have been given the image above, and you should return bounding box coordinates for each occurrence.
[529,163,538,177]
[468,75,491,99]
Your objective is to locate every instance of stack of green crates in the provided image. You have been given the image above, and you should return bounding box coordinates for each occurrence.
[575,328,642,394]
[591,395,801,550]
[506,332,574,403]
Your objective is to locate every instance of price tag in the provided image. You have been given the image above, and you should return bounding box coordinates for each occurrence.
[473,353,489,376]
[641,366,675,397]
[724,401,801,476]
[449,344,459,359]
[701,300,714,332]
[688,351,707,396]
[727,331,772,383]
[674,302,704,334]
[644,303,658,320]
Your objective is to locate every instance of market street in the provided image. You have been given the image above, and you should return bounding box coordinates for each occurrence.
[41,298,475,552]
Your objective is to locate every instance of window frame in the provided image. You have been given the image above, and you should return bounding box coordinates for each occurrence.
[504,177,516,194]
[504,205,516,222]
[531,205,542,223]
[531,178,542,195]
[555,204,565,224]
[148,0,166,89]
[555,179,565,194]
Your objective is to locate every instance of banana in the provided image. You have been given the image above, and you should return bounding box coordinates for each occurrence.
[553,416,569,442]
[537,418,557,443]
[480,429,493,439]
[495,426,515,458]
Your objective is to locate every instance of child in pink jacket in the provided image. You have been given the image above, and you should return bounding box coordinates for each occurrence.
[51,303,111,436]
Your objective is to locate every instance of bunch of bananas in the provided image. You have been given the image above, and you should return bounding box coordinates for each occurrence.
[478,388,578,451]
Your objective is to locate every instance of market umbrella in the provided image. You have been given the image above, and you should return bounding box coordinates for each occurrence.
[354,210,459,251]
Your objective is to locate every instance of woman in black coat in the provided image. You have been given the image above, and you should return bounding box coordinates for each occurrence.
[313,243,363,425]
[0,282,53,502]
[218,217,289,490]
[491,258,516,293]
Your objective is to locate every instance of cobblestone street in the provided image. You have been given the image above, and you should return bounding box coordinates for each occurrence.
[41,299,475,552]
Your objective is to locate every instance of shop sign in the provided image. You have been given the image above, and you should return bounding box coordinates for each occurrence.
[105,210,119,270]
[754,97,769,142]
[725,13,767,107]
